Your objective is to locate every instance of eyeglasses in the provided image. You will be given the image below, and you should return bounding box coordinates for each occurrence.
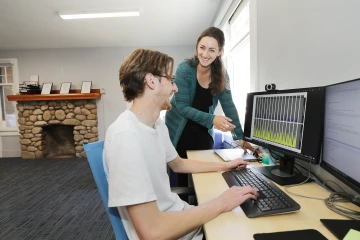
[154,75,175,84]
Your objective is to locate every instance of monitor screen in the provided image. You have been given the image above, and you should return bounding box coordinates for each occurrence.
[321,78,360,193]
[243,87,325,185]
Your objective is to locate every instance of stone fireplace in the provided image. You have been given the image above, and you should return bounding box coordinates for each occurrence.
[16,99,99,159]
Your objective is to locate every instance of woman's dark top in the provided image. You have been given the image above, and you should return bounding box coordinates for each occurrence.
[177,80,213,153]
[182,80,213,134]
[175,80,213,187]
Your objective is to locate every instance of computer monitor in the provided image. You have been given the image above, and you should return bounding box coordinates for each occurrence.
[243,87,325,185]
[320,78,360,194]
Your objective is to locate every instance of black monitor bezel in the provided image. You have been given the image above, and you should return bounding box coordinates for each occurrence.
[320,78,360,194]
[243,86,325,165]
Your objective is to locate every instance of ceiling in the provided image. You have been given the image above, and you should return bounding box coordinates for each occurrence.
[0,0,223,50]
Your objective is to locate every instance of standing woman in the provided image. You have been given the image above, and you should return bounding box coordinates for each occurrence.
[165,27,254,187]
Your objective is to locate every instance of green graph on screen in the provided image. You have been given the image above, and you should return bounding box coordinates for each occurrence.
[251,93,307,151]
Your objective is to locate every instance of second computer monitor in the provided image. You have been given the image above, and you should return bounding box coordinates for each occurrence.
[243,87,325,185]
[321,78,360,195]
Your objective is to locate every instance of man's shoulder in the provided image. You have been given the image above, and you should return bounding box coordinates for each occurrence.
[107,110,139,135]
[155,118,169,133]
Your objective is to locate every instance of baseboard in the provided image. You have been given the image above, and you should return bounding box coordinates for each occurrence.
[2,149,21,158]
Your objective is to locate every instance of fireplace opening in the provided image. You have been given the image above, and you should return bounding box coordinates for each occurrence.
[42,125,76,158]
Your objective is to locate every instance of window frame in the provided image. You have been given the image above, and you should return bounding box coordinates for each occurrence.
[0,58,19,133]
[221,0,251,127]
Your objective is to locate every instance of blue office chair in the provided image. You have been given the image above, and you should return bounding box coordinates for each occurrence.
[84,140,128,240]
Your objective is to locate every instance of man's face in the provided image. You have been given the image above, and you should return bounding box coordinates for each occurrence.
[155,73,178,111]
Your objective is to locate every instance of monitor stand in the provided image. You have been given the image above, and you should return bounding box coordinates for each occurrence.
[254,155,314,186]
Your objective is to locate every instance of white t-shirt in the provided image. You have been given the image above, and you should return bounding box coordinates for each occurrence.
[103,110,202,240]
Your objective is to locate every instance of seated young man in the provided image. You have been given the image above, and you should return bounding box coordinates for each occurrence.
[103,48,258,240]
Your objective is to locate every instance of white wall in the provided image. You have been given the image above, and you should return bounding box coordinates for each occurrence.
[0,46,194,156]
[255,0,360,194]
[256,0,360,90]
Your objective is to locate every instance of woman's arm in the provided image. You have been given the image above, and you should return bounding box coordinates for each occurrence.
[217,75,255,151]
[218,74,244,140]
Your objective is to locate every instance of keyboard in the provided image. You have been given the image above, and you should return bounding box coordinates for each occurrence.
[222,167,300,218]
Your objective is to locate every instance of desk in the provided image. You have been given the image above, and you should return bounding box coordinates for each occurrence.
[188,150,360,240]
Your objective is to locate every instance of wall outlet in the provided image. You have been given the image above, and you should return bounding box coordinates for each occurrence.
[100,88,105,94]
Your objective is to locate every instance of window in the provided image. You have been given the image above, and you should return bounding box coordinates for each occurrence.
[222,0,251,126]
[0,59,19,130]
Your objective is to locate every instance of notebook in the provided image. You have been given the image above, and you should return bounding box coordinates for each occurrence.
[253,229,327,240]
[320,219,360,239]
[213,148,258,162]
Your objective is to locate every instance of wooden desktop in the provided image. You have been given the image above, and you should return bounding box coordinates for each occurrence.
[188,150,359,240]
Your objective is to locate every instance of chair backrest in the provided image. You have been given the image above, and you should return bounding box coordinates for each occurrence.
[84,140,128,240]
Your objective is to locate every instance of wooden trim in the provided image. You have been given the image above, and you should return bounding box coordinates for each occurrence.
[7,89,101,101]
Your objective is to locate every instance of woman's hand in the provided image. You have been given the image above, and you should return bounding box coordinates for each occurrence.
[213,116,236,132]
[239,140,255,152]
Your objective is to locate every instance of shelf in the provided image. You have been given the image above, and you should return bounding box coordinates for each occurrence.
[7,89,101,101]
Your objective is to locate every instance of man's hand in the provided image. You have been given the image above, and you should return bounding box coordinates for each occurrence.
[217,186,258,212]
[225,158,249,171]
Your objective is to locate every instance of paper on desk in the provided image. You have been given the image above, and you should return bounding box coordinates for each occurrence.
[343,229,360,240]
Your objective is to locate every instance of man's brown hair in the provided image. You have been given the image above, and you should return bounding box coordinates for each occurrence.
[119,48,174,102]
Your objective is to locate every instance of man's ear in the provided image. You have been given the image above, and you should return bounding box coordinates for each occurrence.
[145,73,155,90]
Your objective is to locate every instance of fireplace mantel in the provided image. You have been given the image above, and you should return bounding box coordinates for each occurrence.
[7,89,101,102]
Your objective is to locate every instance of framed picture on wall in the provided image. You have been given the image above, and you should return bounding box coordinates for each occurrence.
[41,83,53,94]
[60,82,71,94]
[81,81,92,93]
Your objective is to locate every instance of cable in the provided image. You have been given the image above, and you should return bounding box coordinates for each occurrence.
[268,149,280,160]
[293,165,302,175]
[293,163,347,193]
[284,162,360,219]
[322,180,347,193]
[324,192,360,220]
[284,160,327,200]
[354,195,360,203]
[266,149,278,164]
[269,149,282,158]
[294,162,322,182]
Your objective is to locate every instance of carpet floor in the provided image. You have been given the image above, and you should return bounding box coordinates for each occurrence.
[0,157,114,240]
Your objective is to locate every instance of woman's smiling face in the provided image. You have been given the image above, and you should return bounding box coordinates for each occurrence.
[196,36,222,68]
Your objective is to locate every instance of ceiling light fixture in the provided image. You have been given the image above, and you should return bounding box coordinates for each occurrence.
[58,10,140,20]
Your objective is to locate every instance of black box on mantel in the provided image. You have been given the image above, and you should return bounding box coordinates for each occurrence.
[19,81,41,94]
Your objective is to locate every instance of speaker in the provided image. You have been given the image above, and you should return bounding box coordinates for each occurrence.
[265,83,276,91]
